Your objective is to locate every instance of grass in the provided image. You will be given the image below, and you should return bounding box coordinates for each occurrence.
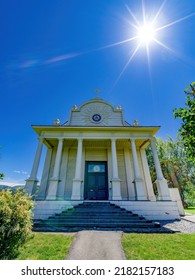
[185,207,195,215]
[16,232,75,260]
[122,233,195,260]
[15,232,195,260]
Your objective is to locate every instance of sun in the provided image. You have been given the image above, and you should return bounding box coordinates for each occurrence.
[137,23,156,45]
[102,1,195,88]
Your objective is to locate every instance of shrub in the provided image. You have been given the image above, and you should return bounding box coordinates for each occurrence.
[0,189,34,259]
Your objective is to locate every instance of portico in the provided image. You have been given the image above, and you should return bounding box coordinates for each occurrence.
[25,97,182,220]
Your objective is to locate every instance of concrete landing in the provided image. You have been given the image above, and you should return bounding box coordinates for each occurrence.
[65,230,126,260]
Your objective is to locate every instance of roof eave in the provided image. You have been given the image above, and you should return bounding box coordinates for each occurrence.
[32,125,160,136]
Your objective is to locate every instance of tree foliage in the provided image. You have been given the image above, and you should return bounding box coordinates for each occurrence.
[0,189,34,259]
[173,82,195,164]
[146,137,195,206]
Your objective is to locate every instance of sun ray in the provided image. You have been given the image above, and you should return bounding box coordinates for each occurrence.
[95,36,138,51]
[142,0,146,25]
[153,38,175,53]
[151,0,167,25]
[155,12,195,32]
[125,4,140,29]
[145,42,153,90]
[110,42,142,91]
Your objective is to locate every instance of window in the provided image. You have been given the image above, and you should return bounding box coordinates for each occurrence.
[88,164,105,173]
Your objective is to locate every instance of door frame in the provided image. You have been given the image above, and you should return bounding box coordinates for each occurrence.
[84,161,108,200]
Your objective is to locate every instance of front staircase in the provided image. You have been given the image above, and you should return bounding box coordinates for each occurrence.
[33,202,163,232]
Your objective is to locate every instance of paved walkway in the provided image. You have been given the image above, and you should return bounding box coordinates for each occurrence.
[65,230,126,260]
[64,215,195,259]
[182,214,195,223]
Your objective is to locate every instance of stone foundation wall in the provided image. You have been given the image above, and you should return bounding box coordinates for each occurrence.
[33,200,181,220]
[114,201,180,220]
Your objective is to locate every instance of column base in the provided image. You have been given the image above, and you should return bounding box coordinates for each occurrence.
[46,178,59,200]
[156,178,171,200]
[148,194,156,201]
[71,179,82,200]
[56,196,65,201]
[134,179,147,200]
[25,178,39,195]
[112,178,122,200]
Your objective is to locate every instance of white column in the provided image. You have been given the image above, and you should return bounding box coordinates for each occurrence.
[30,138,44,180]
[130,139,147,200]
[25,138,44,195]
[52,139,64,179]
[140,149,156,201]
[150,139,164,180]
[37,147,53,200]
[131,139,142,179]
[75,138,83,179]
[46,139,64,200]
[150,138,171,200]
[57,147,69,200]
[71,138,83,200]
[124,147,136,200]
[111,138,122,200]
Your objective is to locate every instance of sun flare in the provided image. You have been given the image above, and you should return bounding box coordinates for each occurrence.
[137,23,156,44]
[105,1,195,89]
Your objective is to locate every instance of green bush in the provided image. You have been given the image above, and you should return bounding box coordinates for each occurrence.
[0,189,34,259]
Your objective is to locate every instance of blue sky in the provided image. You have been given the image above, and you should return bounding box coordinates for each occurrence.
[0,0,195,185]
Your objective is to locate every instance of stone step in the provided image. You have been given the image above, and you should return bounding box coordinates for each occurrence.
[75,203,124,207]
[37,219,150,224]
[33,202,160,232]
[49,215,144,220]
[57,211,139,219]
[33,226,170,234]
[34,222,157,228]
[64,208,133,213]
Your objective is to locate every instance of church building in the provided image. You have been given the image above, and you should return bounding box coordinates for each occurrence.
[25,97,184,222]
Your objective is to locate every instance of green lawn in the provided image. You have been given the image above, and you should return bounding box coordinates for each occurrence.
[16,232,75,260]
[15,232,195,260]
[185,207,195,215]
[122,233,195,260]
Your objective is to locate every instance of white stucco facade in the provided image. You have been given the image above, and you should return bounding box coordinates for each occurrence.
[25,98,183,220]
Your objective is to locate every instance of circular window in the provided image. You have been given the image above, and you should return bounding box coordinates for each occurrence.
[92,114,102,122]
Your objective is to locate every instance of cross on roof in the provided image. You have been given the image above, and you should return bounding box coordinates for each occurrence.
[95,89,101,98]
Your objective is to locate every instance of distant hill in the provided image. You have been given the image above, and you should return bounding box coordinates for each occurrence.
[0,185,25,191]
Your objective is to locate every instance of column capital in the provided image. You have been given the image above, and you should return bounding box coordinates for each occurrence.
[57,138,64,142]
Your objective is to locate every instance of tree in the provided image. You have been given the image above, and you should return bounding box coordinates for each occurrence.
[0,189,33,259]
[174,82,195,164]
[146,137,195,207]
